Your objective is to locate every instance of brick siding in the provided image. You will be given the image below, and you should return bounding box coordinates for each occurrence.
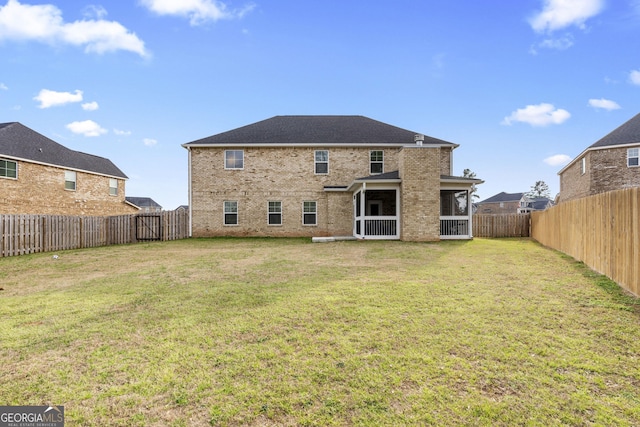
[0,160,137,215]
[559,147,640,202]
[189,145,453,240]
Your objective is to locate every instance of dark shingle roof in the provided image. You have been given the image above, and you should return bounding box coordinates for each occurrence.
[0,122,127,178]
[125,197,162,209]
[183,116,457,147]
[478,192,524,204]
[589,113,640,148]
[355,170,401,181]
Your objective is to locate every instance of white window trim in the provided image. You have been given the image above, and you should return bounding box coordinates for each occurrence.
[627,148,639,168]
[370,150,384,175]
[109,178,118,196]
[314,150,329,175]
[224,150,244,170]
[0,158,18,180]
[302,201,317,226]
[223,201,238,226]
[268,201,283,226]
[65,170,77,191]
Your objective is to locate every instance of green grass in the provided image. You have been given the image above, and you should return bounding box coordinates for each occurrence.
[1,238,639,426]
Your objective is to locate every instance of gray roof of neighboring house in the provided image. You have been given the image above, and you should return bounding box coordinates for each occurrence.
[478,192,524,204]
[589,113,640,148]
[182,116,458,147]
[125,197,162,209]
[528,197,552,210]
[0,122,127,178]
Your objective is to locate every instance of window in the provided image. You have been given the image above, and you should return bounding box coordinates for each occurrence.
[0,159,17,179]
[109,178,118,196]
[224,201,238,225]
[225,150,244,169]
[65,171,76,191]
[303,201,317,225]
[581,157,586,175]
[315,150,328,174]
[628,148,639,167]
[268,201,282,225]
[370,150,384,174]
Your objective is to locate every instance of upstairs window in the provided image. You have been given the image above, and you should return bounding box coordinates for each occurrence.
[628,148,639,167]
[224,201,238,225]
[0,159,17,179]
[303,201,317,225]
[65,171,76,191]
[581,157,586,175]
[268,201,282,225]
[370,150,384,174]
[225,150,244,169]
[315,150,328,174]
[109,178,118,196]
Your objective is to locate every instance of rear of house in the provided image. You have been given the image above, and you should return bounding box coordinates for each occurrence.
[0,122,137,215]
[183,116,482,242]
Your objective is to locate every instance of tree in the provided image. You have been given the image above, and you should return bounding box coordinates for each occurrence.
[463,168,480,201]
[526,180,550,199]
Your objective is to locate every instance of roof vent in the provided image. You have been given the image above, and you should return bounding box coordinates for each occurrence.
[414,134,424,146]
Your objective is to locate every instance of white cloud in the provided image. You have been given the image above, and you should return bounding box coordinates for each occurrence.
[588,98,621,110]
[143,138,158,146]
[34,89,83,108]
[140,0,255,26]
[544,154,572,166]
[0,83,7,90]
[114,128,131,136]
[630,70,640,85]
[530,0,605,33]
[81,101,99,111]
[538,35,574,50]
[0,0,148,57]
[66,120,107,137]
[502,103,571,127]
[82,5,107,20]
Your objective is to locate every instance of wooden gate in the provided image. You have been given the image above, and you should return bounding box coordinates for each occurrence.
[136,214,162,241]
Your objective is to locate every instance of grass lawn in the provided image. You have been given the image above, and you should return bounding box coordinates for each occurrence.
[1,237,639,426]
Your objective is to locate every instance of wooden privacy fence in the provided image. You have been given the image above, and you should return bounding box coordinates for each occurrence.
[473,213,531,238]
[0,210,189,258]
[531,188,640,297]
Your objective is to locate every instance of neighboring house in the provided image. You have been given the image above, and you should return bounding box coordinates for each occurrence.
[558,113,640,202]
[175,205,189,213]
[126,197,162,213]
[477,192,525,214]
[477,192,553,214]
[182,115,483,241]
[0,122,137,216]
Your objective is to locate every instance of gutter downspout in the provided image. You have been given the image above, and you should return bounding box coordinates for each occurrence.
[186,146,192,237]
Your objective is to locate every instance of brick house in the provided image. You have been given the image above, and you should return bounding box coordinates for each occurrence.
[126,197,163,213]
[477,192,552,214]
[182,116,483,241]
[0,122,138,215]
[558,113,640,202]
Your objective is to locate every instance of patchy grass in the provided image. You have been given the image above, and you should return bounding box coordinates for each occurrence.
[1,238,639,426]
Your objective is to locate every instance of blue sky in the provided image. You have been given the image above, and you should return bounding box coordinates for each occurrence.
[1,0,639,208]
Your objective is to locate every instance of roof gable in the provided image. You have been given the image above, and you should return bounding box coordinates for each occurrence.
[125,197,162,208]
[589,113,640,148]
[183,116,458,147]
[0,122,127,178]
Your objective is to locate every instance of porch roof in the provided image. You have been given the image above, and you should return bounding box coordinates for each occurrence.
[347,170,401,191]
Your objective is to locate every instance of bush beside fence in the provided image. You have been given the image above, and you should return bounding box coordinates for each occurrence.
[531,188,639,297]
[473,213,530,238]
[0,211,189,258]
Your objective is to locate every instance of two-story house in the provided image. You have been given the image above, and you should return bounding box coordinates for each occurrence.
[0,122,137,215]
[477,192,552,214]
[558,113,640,202]
[182,115,482,241]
